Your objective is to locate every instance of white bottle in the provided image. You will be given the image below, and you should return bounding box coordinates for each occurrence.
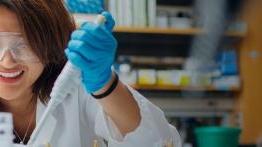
[0,112,14,147]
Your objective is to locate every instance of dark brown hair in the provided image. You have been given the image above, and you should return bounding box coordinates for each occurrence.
[0,0,76,103]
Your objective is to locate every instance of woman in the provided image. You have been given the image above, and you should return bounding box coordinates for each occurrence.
[0,0,181,147]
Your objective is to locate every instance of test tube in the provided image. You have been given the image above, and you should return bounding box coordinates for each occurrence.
[0,112,14,147]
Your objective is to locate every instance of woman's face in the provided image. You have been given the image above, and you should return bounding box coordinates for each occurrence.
[0,6,44,101]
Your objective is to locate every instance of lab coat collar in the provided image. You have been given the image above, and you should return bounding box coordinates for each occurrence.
[28,99,57,145]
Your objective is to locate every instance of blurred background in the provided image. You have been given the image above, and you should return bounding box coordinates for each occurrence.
[67,0,262,146]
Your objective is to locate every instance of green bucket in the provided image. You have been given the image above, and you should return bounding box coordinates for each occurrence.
[194,126,241,147]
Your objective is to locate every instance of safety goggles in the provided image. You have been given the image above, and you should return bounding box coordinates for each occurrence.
[0,32,40,63]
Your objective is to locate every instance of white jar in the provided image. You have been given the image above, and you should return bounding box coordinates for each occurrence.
[170,17,193,29]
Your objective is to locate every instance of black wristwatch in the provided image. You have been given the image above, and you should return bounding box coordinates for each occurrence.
[91,73,119,99]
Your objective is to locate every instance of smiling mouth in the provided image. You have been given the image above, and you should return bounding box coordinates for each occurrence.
[0,70,24,79]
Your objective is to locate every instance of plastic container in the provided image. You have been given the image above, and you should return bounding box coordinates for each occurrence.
[194,126,241,147]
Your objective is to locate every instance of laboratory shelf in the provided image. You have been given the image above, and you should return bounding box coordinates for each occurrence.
[114,27,246,37]
[131,84,240,92]
[73,14,246,37]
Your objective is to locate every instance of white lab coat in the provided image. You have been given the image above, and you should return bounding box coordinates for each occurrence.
[14,83,181,147]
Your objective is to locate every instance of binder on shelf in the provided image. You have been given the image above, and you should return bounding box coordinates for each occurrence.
[147,0,157,27]
[120,0,131,26]
[132,0,140,27]
[133,0,147,27]
[125,0,133,26]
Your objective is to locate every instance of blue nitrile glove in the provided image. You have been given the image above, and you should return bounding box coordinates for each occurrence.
[65,12,117,93]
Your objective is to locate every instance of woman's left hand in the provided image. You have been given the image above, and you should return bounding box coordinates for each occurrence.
[65,12,117,93]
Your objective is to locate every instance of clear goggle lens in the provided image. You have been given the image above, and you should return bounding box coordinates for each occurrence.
[0,32,40,63]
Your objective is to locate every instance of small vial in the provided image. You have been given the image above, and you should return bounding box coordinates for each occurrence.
[0,112,14,147]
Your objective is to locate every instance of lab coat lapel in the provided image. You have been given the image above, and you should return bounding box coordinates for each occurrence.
[30,99,57,144]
